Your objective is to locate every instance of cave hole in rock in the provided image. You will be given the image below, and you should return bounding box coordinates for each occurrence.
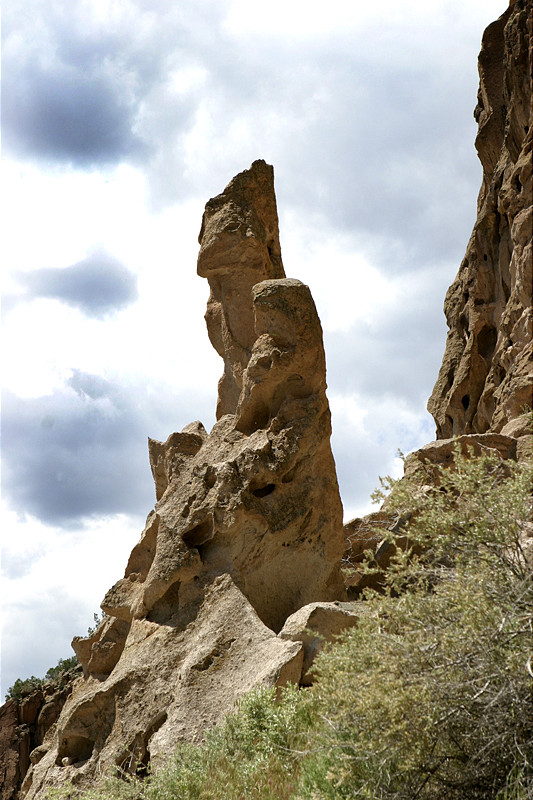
[446,367,455,389]
[147,581,181,623]
[118,713,168,778]
[477,325,498,361]
[461,394,470,410]
[56,735,94,766]
[252,483,276,498]
[204,467,216,489]
[483,253,488,261]
[182,518,213,547]
[515,176,522,194]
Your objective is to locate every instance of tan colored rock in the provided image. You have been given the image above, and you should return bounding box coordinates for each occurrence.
[0,699,23,800]
[279,601,359,685]
[22,161,345,797]
[197,159,285,419]
[0,671,79,800]
[23,576,303,798]
[428,0,532,438]
[403,432,518,484]
[72,616,130,679]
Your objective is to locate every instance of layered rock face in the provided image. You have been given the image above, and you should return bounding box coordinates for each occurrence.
[20,161,346,799]
[428,0,532,440]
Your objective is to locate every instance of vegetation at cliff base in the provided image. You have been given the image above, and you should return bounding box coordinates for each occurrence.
[45,450,533,800]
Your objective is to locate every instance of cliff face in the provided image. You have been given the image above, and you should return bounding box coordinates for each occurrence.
[428,0,532,439]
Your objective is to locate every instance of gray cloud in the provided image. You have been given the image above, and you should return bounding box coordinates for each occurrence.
[2,58,149,166]
[1,373,215,528]
[19,253,138,317]
[3,0,483,275]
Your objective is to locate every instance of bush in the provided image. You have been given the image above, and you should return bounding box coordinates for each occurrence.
[45,685,311,800]
[301,449,533,800]
[45,656,79,682]
[5,675,44,701]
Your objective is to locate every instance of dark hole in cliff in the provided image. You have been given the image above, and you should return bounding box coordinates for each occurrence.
[515,176,522,194]
[477,325,497,361]
[461,394,470,410]
[252,483,276,498]
[117,712,167,779]
[483,254,488,261]
[182,518,213,547]
[446,367,455,389]
[56,735,94,766]
[204,467,216,489]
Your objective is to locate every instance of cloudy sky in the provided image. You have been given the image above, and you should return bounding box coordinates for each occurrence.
[1,0,506,697]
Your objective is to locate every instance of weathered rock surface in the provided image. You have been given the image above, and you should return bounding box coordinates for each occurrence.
[22,576,303,799]
[20,160,345,798]
[279,601,359,685]
[197,160,286,419]
[402,432,518,484]
[0,670,79,800]
[428,0,532,439]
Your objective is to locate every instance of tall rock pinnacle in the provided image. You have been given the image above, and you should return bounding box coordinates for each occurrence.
[21,161,345,798]
[428,0,532,438]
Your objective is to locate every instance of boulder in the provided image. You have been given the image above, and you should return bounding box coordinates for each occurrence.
[279,602,359,685]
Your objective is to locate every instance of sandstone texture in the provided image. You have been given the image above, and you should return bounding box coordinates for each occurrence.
[20,160,345,798]
[428,0,532,440]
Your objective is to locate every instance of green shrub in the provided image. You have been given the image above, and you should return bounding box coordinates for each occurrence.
[5,675,44,701]
[301,449,533,800]
[45,656,79,682]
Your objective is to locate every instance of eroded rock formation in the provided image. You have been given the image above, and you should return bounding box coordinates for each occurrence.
[0,668,80,800]
[20,160,346,799]
[428,0,532,440]
[342,0,532,590]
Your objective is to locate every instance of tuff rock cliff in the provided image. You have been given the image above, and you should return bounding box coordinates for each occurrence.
[427,0,532,446]
[18,160,350,800]
[346,0,532,592]
[2,3,532,798]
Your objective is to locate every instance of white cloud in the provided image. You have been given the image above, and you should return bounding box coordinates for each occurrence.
[1,0,504,693]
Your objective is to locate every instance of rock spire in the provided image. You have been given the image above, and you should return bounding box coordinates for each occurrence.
[20,160,345,798]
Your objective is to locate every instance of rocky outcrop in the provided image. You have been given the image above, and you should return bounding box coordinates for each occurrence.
[0,669,80,800]
[428,0,532,440]
[279,601,360,685]
[21,160,345,798]
[343,0,532,591]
